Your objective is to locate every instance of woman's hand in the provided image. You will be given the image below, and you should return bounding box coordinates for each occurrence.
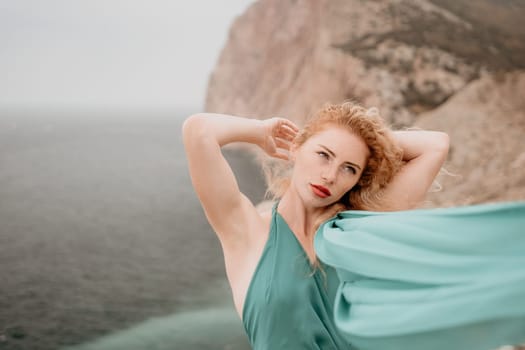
[259,117,299,160]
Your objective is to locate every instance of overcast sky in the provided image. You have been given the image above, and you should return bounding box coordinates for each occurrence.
[0,0,254,111]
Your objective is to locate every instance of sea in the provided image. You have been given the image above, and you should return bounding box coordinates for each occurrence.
[0,109,266,350]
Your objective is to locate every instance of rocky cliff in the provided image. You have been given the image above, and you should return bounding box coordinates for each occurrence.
[205,0,525,206]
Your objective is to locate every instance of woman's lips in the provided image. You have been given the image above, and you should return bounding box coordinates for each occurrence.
[310,184,331,198]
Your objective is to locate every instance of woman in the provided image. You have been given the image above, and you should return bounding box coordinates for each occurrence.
[183,102,525,349]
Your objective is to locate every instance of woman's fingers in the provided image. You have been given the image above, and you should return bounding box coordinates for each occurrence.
[273,118,298,132]
[274,137,291,150]
[281,127,297,140]
[275,123,298,140]
[263,117,299,160]
[269,137,293,160]
[280,118,299,132]
[270,149,290,160]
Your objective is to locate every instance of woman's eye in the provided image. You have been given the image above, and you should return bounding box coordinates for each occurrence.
[318,151,329,159]
[344,166,356,175]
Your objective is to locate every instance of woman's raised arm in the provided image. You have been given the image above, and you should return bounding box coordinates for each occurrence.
[380,130,450,210]
[182,113,297,241]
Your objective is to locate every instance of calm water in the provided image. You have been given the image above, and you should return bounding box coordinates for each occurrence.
[0,110,265,350]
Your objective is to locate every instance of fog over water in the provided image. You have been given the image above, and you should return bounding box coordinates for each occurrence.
[1,1,260,348]
[0,110,265,349]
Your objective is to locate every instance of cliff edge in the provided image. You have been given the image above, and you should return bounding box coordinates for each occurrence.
[205,0,525,206]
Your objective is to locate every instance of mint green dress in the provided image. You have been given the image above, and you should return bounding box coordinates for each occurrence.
[315,201,525,350]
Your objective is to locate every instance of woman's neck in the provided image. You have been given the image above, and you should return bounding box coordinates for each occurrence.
[278,189,325,239]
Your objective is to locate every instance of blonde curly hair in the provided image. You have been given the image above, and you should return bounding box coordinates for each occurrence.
[263,101,404,229]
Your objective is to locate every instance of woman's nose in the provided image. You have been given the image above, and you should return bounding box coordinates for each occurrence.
[321,166,337,184]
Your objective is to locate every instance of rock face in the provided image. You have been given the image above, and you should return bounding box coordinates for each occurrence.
[205,0,525,206]
[416,72,525,207]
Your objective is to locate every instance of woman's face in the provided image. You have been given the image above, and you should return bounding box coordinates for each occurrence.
[291,125,370,207]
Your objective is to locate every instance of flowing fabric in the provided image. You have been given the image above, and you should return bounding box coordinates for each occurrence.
[314,201,525,350]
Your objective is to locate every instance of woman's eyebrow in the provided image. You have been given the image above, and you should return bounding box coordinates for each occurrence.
[318,144,362,170]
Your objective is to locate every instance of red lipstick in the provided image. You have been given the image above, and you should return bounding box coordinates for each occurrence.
[310,184,331,198]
